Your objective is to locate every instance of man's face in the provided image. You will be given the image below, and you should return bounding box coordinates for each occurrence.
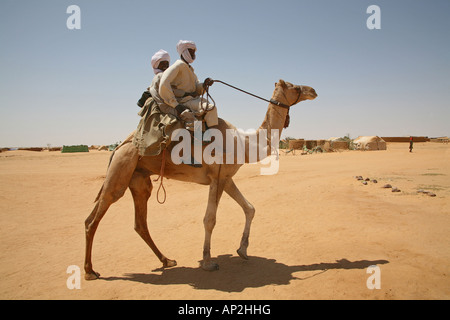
[158,60,169,71]
[188,48,196,60]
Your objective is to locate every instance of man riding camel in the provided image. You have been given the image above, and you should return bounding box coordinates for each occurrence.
[158,40,218,135]
[148,49,171,107]
[133,42,216,167]
[136,49,170,108]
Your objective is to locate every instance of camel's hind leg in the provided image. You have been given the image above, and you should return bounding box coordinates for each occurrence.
[84,142,139,280]
[224,179,255,260]
[129,170,176,268]
[84,199,112,280]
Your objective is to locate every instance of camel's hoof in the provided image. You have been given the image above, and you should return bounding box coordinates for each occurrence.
[202,262,219,271]
[237,248,249,260]
[85,271,100,281]
[163,259,177,268]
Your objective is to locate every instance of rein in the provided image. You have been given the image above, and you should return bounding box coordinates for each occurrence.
[154,80,299,205]
[212,80,297,110]
[211,80,301,128]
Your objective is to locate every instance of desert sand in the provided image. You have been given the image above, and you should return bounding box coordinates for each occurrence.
[0,142,449,300]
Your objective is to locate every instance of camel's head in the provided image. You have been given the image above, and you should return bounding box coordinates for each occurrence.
[275,79,317,106]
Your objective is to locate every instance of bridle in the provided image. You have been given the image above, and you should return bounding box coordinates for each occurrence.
[270,85,303,110]
[273,85,302,129]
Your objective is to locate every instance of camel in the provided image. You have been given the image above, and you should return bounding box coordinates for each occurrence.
[84,79,317,280]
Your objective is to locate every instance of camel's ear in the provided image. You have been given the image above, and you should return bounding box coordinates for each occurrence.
[278,79,286,88]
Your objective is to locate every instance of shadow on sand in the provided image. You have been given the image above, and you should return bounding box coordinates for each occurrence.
[102,255,389,293]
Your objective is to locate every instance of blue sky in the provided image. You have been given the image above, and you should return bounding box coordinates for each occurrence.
[0,0,449,147]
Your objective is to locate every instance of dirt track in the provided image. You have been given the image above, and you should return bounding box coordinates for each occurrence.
[0,142,449,299]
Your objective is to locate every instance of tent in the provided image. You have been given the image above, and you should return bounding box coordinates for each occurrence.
[328,137,350,150]
[61,145,89,153]
[353,136,386,151]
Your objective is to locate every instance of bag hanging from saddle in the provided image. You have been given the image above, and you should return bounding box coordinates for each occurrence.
[137,90,152,108]
[133,98,183,157]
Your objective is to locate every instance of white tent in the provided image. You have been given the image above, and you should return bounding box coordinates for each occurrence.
[353,136,387,151]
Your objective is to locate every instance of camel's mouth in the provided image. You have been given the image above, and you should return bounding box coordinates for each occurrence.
[305,88,318,100]
[297,85,317,101]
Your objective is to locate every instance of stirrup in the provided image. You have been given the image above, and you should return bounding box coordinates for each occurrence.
[187,155,202,168]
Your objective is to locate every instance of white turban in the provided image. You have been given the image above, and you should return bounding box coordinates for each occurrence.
[151,49,170,74]
[176,40,196,64]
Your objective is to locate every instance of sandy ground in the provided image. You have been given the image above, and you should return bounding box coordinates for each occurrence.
[0,142,449,300]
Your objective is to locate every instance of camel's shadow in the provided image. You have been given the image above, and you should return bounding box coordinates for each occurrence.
[102,255,389,293]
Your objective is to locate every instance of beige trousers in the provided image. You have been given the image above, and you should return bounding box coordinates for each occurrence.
[182,97,219,127]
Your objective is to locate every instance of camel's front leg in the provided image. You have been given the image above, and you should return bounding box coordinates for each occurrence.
[202,178,225,271]
[224,179,255,260]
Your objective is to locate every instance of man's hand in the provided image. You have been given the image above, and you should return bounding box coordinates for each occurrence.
[175,104,188,115]
[180,109,196,123]
[175,104,196,122]
[203,77,214,89]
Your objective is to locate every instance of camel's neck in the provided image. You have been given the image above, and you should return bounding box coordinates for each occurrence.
[258,87,289,134]
[255,87,289,159]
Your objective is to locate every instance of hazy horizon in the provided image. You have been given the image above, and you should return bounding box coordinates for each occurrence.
[1,0,449,148]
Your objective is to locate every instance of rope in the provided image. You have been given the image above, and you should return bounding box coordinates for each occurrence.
[214,80,272,104]
[151,80,295,205]
[211,79,293,129]
[213,80,292,109]
[153,149,167,204]
[201,82,216,114]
